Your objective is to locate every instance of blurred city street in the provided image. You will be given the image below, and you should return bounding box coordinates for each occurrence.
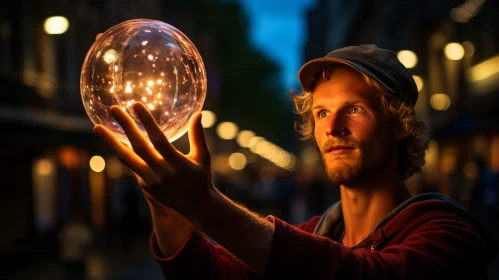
[9,233,164,280]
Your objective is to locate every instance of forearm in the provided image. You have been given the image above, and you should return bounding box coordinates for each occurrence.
[188,187,274,275]
[147,199,195,258]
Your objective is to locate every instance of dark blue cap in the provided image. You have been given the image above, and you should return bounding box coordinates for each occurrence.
[298,44,419,106]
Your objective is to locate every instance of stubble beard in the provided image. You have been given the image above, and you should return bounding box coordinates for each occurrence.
[321,145,395,186]
[322,154,363,185]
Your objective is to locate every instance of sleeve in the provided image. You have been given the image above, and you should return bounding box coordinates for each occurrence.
[149,216,322,279]
[260,214,487,280]
[150,229,259,280]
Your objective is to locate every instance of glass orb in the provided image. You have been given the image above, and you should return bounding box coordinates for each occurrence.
[80,19,207,146]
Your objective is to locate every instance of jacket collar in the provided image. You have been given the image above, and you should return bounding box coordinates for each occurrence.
[312,192,464,249]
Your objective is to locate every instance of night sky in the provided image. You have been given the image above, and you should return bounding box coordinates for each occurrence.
[238,0,317,93]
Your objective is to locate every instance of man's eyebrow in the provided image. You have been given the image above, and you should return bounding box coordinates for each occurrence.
[312,104,326,110]
[311,99,365,110]
[346,99,364,105]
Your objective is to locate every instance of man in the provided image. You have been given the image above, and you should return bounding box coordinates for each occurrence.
[93,44,497,279]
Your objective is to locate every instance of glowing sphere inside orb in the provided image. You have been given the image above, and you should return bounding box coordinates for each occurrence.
[80,19,207,146]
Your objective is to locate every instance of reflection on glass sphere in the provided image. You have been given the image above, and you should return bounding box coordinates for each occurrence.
[80,19,207,146]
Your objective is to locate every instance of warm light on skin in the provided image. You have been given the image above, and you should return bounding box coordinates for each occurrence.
[444,43,465,60]
[90,156,106,172]
[44,16,69,34]
[201,110,216,128]
[397,50,418,68]
[412,75,424,92]
[237,130,256,147]
[430,93,451,111]
[228,153,247,170]
[216,122,239,140]
[312,68,396,184]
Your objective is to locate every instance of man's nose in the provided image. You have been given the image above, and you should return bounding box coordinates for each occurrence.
[325,114,347,137]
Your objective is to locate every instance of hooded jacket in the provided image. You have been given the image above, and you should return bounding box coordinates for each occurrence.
[150,193,497,279]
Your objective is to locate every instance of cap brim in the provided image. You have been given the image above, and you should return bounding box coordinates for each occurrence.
[298,57,395,95]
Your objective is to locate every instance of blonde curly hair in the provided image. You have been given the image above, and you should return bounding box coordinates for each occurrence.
[292,65,430,180]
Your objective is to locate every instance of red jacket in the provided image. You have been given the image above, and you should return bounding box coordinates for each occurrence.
[149,193,497,279]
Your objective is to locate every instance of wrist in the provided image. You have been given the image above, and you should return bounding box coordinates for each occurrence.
[146,198,182,222]
[185,185,222,229]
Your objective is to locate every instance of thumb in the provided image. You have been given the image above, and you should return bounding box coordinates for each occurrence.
[188,112,210,165]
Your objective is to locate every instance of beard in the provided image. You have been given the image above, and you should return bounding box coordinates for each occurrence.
[321,138,395,186]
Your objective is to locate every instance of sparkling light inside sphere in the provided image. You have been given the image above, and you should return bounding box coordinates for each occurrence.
[80,19,207,146]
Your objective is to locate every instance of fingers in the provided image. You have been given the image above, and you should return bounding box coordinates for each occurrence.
[95,33,103,41]
[188,112,210,165]
[93,124,155,183]
[109,105,172,175]
[131,102,186,166]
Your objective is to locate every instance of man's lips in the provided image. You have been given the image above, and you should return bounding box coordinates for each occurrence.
[325,145,355,154]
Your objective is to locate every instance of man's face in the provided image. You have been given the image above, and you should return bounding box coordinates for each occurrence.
[312,67,397,186]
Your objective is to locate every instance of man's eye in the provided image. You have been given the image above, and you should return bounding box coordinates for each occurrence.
[348,107,365,114]
[318,110,328,118]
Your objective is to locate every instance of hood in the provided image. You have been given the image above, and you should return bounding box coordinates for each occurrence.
[313,192,498,266]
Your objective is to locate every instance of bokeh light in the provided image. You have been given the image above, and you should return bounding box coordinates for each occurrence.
[34,158,54,176]
[412,75,424,92]
[90,156,106,172]
[462,41,475,57]
[468,55,499,82]
[44,16,69,34]
[444,43,465,60]
[430,93,451,111]
[397,50,418,69]
[236,130,256,147]
[228,153,247,170]
[216,122,239,140]
[201,110,216,128]
[248,136,265,153]
[106,156,124,179]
